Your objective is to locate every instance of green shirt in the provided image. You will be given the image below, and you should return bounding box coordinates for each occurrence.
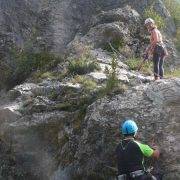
[134,141,154,157]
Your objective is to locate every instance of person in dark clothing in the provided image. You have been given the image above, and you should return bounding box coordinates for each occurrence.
[144,18,168,80]
[116,120,160,180]
[153,53,164,79]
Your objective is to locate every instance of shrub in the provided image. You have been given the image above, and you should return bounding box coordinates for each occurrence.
[68,45,100,75]
[0,61,13,89]
[126,58,141,70]
[126,58,153,75]
[68,58,100,75]
[104,57,119,93]
[175,28,180,51]
[103,39,125,52]
[100,56,127,96]
[164,0,180,51]
[164,0,180,27]
[144,7,165,29]
[72,75,97,91]
[165,68,180,77]
[51,102,73,111]
[9,48,63,86]
[39,72,56,79]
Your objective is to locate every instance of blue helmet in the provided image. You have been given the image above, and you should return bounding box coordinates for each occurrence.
[121,120,138,135]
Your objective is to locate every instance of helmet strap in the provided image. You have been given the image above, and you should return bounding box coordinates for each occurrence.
[134,132,137,138]
[126,127,129,134]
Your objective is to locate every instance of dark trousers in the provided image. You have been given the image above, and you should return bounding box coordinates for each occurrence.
[118,174,161,180]
[153,53,165,79]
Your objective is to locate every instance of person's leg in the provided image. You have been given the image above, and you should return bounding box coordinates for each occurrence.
[159,56,165,79]
[153,53,160,80]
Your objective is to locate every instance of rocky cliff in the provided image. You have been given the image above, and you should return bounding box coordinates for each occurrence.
[0,0,177,52]
[0,0,179,89]
[0,0,179,180]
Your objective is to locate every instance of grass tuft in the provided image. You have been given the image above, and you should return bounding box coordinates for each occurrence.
[165,68,180,78]
[71,75,97,92]
[103,39,125,52]
[67,45,100,75]
[68,59,100,75]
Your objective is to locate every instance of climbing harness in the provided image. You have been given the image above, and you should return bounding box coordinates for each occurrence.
[117,174,127,180]
[130,170,145,178]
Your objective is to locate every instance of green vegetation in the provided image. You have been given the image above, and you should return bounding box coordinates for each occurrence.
[164,0,180,27]
[10,48,63,86]
[126,58,141,71]
[68,58,100,75]
[0,25,65,89]
[51,102,73,111]
[49,57,127,114]
[48,89,59,101]
[72,108,87,134]
[103,57,119,93]
[14,51,61,75]
[32,70,67,83]
[71,75,97,92]
[0,61,13,89]
[103,39,125,52]
[144,7,165,29]
[59,133,69,147]
[126,58,153,76]
[175,29,180,51]
[165,68,180,77]
[38,72,55,79]
[96,56,128,96]
[164,0,180,51]
[68,45,100,75]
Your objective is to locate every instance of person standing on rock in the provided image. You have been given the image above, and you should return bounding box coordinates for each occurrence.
[116,120,160,180]
[144,18,168,80]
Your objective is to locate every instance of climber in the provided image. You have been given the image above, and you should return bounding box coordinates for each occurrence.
[144,18,168,80]
[116,120,160,180]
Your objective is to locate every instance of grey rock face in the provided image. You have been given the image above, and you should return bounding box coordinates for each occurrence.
[0,0,179,89]
[0,80,84,179]
[0,102,78,179]
[73,79,180,179]
[1,78,179,180]
[0,0,177,53]
[0,0,179,179]
[68,6,141,56]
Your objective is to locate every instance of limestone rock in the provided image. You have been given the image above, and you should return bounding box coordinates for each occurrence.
[91,49,128,69]
[0,0,179,180]
[87,72,107,83]
[0,0,179,89]
[71,79,180,179]
[0,0,177,56]
[77,21,131,49]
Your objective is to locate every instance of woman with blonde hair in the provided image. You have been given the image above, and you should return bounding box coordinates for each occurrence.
[144,18,168,80]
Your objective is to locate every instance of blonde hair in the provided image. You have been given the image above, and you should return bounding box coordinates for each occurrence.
[147,23,157,32]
